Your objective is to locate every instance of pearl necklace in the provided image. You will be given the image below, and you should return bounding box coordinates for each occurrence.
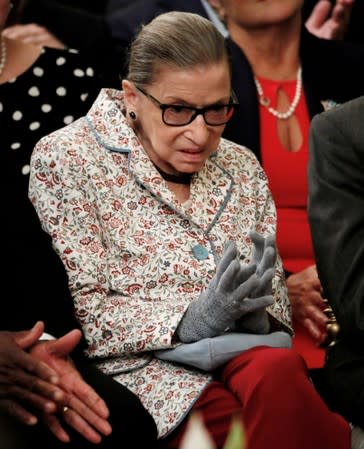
[254,66,302,120]
[0,38,7,77]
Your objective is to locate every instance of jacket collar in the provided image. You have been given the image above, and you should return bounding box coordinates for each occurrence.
[85,89,234,230]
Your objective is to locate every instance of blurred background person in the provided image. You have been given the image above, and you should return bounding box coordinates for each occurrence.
[308,95,364,447]
[218,0,364,369]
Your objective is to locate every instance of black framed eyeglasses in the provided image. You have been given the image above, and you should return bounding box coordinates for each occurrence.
[136,86,239,127]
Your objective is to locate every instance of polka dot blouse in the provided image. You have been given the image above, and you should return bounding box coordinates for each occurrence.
[3,47,101,189]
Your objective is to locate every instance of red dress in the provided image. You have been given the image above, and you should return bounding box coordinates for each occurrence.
[256,75,324,368]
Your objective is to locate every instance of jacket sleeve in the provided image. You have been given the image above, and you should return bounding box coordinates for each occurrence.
[29,130,191,360]
[308,97,364,348]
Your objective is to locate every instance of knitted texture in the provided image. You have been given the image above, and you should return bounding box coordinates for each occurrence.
[177,240,274,343]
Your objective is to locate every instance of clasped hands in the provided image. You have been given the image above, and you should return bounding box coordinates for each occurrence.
[0,322,111,444]
[177,231,277,343]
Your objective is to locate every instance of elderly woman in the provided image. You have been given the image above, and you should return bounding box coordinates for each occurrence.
[29,11,350,449]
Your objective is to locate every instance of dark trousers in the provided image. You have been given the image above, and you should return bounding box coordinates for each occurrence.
[324,340,364,429]
[0,360,158,449]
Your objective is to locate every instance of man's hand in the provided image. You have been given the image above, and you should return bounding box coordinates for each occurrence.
[286,265,328,344]
[2,24,66,48]
[305,0,354,40]
[0,322,63,426]
[30,330,112,443]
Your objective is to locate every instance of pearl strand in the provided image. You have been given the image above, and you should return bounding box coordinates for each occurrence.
[254,67,302,120]
[0,38,7,77]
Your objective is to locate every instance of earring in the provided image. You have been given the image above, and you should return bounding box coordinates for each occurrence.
[129,111,136,120]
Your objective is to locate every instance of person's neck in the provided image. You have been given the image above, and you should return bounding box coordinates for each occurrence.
[228,17,301,80]
[0,38,43,84]
[154,164,193,185]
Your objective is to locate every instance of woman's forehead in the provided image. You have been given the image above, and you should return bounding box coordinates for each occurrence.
[148,64,231,105]
[150,60,230,86]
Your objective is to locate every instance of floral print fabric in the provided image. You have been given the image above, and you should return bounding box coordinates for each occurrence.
[29,88,292,437]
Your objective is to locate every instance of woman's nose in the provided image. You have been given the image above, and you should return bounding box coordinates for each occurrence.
[186,114,210,144]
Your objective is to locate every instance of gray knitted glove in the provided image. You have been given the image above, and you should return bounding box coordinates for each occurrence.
[177,241,273,343]
[234,231,276,334]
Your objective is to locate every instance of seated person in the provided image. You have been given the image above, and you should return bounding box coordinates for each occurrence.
[218,0,364,368]
[29,11,351,449]
[1,0,157,446]
[308,95,364,435]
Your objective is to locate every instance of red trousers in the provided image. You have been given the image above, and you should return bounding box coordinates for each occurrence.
[161,347,350,449]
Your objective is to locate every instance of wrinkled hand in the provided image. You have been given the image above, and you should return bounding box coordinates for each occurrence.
[0,322,63,426]
[177,241,273,343]
[305,0,354,40]
[2,24,66,48]
[287,264,327,344]
[30,329,111,444]
[234,231,276,334]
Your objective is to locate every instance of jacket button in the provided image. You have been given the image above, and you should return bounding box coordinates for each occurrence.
[192,244,209,260]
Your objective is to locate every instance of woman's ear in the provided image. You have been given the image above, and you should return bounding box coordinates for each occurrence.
[122,80,138,110]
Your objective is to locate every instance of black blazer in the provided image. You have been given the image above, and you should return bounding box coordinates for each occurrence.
[308,96,364,424]
[223,27,364,160]
[309,96,364,350]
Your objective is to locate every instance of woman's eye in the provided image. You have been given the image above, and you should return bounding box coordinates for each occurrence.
[168,106,186,114]
[210,105,226,112]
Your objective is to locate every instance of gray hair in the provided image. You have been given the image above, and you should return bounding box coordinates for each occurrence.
[126,11,231,87]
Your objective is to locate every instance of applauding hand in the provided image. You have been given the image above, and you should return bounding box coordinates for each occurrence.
[29,329,112,443]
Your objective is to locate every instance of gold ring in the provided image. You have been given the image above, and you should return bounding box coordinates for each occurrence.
[63,406,70,414]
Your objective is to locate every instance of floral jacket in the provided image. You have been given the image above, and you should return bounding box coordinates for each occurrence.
[29,88,292,437]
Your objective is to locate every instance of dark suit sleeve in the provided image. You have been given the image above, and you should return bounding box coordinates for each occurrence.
[308,97,364,348]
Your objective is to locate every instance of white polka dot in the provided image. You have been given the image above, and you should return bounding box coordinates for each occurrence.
[63,115,74,125]
[86,67,94,76]
[0,102,2,112]
[8,77,17,83]
[22,165,30,175]
[11,142,21,150]
[74,69,85,77]
[28,86,40,97]
[56,57,66,66]
[68,48,78,54]
[33,67,44,77]
[56,87,67,96]
[13,111,23,121]
[41,104,52,113]
[80,93,89,102]
[29,122,40,131]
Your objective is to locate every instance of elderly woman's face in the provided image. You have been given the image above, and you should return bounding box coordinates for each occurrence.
[221,0,304,29]
[125,61,231,176]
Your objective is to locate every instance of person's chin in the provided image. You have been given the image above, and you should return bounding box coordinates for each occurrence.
[175,161,205,174]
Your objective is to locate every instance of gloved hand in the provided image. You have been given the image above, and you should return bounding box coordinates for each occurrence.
[234,231,276,334]
[177,241,273,343]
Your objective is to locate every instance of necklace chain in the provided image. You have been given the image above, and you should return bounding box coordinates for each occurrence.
[0,38,7,77]
[254,67,302,120]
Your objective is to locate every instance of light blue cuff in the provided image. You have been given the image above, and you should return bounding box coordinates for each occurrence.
[155,331,291,371]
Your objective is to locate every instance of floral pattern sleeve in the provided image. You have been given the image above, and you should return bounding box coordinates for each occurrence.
[29,131,191,359]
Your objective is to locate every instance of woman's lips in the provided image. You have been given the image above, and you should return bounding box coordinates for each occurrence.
[179,148,205,160]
